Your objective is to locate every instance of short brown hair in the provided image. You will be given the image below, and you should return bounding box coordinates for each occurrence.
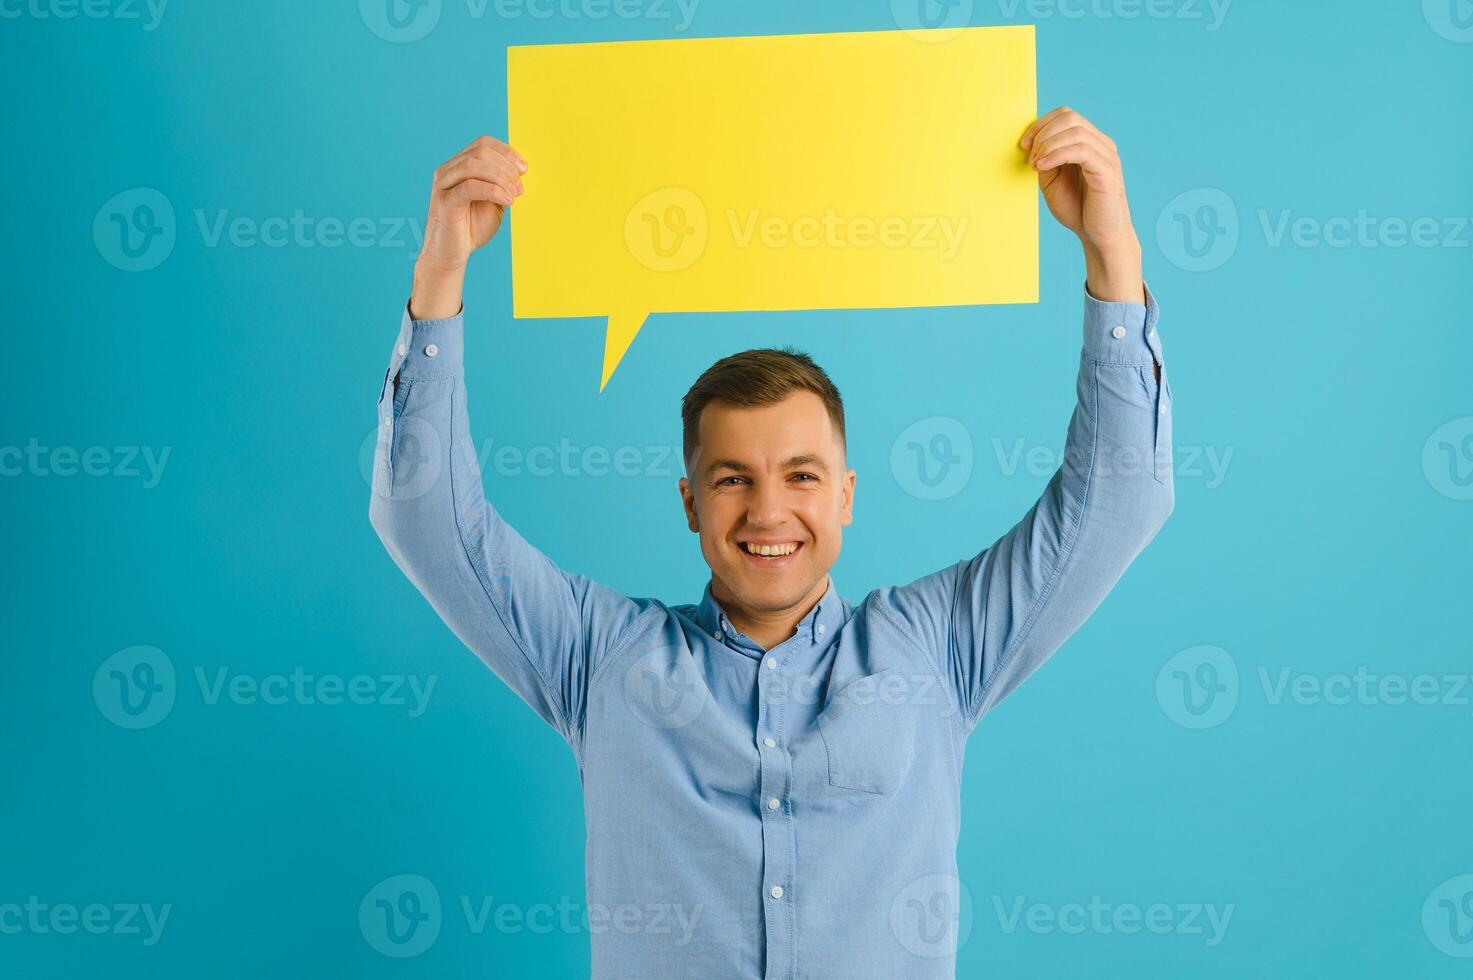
[681,346,845,473]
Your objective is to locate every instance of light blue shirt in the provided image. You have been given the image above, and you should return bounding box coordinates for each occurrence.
[369,287,1173,978]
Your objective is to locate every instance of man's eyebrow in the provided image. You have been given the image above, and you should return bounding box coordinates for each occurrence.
[706,454,829,475]
[782,454,829,473]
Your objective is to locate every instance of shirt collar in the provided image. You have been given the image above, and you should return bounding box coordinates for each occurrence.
[695,575,844,652]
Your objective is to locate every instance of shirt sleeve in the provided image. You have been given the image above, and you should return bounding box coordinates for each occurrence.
[368,303,650,753]
[870,284,1174,733]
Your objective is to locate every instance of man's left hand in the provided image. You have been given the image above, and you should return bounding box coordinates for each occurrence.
[1021,106,1144,304]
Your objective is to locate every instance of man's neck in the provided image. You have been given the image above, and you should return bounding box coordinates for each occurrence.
[710,574,830,651]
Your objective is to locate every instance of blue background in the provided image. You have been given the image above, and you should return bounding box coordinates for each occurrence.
[3,0,1471,976]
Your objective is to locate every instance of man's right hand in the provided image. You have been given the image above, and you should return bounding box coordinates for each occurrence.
[409,135,529,320]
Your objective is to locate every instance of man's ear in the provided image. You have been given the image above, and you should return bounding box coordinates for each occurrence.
[679,476,699,532]
[840,467,856,526]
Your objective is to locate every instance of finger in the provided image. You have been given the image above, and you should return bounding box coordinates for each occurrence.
[1032,140,1117,183]
[1028,124,1092,165]
[435,154,523,197]
[1019,105,1073,151]
[444,178,513,209]
[462,134,529,174]
[1021,105,1097,152]
[1026,111,1106,161]
[1026,114,1103,161]
[435,160,523,206]
[1030,127,1112,169]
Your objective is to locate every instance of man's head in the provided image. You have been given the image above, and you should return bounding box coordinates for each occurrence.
[679,347,855,619]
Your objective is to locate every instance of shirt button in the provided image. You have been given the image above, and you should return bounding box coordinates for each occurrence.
[382,415,390,427]
[712,630,720,641]
[765,657,777,670]
[763,737,776,748]
[769,885,784,899]
[397,343,407,356]
[424,344,439,357]
[1158,402,1168,415]
[1111,325,1127,340]
[767,797,780,810]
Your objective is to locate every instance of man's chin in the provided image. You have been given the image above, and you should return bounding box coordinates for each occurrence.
[727,571,812,611]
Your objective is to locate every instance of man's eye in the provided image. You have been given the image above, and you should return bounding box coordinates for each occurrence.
[792,473,817,482]
[716,476,745,487]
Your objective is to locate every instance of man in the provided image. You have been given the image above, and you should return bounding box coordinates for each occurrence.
[370,106,1172,978]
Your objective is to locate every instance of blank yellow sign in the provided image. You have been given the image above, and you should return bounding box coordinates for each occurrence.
[508,25,1037,390]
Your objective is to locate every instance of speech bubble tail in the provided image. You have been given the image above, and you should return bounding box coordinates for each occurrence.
[599,311,648,392]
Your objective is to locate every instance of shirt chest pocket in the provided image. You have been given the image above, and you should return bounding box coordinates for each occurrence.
[815,668,916,796]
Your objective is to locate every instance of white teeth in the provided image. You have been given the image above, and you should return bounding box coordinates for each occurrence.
[744,542,798,557]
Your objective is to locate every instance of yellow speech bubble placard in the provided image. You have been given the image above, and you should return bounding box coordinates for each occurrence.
[508,25,1037,390]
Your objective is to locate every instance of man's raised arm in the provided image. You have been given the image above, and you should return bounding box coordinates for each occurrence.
[871,108,1174,732]
[369,136,648,753]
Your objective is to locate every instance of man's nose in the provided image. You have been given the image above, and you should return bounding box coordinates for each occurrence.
[745,480,788,528]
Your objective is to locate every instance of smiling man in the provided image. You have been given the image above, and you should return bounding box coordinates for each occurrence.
[677,354,855,651]
[370,107,1173,979]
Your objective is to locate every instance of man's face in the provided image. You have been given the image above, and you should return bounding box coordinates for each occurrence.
[679,390,855,616]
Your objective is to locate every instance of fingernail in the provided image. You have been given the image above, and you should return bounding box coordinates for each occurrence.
[1020,135,1033,150]
[515,158,528,174]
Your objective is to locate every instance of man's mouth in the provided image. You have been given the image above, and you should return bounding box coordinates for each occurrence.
[739,540,803,566]
[743,541,799,557]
